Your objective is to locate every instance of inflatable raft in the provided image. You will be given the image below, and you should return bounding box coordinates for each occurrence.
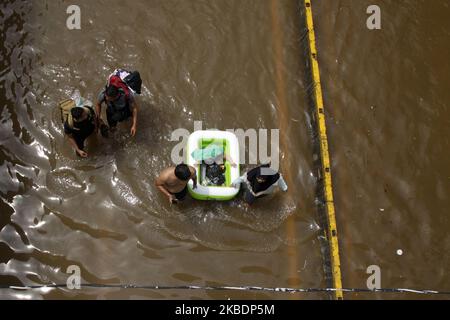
[186,130,240,201]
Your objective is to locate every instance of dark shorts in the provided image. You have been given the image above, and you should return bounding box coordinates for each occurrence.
[106,106,132,128]
[244,190,266,205]
[171,186,188,201]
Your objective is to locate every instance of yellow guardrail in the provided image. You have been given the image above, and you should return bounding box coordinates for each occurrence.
[303,0,344,300]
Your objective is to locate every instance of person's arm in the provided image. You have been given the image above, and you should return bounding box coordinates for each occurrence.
[231,172,247,188]
[130,100,138,137]
[190,167,197,189]
[278,174,288,192]
[155,176,175,203]
[67,134,87,157]
[223,153,237,167]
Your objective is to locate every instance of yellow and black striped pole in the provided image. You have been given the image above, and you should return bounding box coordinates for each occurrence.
[303,0,344,300]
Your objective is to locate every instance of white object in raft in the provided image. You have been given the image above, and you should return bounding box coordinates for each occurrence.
[186,130,240,201]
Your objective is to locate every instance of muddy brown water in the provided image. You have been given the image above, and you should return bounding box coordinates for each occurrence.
[314,0,450,299]
[0,0,449,300]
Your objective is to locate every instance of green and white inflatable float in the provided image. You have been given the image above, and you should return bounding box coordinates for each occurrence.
[186,130,240,201]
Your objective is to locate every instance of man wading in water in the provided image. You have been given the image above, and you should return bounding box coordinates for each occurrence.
[96,84,138,137]
[155,164,197,204]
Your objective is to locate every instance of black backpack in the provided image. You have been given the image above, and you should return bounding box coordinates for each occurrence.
[123,71,142,94]
[108,69,143,95]
[205,163,226,186]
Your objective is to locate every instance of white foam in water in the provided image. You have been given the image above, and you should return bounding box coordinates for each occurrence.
[115,179,140,206]
[46,169,85,198]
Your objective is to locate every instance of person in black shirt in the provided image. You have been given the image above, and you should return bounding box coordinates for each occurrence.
[232,164,288,205]
[64,107,96,158]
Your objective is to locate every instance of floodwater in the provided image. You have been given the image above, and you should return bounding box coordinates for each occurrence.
[0,0,448,300]
[314,0,450,299]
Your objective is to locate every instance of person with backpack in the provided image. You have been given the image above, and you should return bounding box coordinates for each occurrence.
[95,69,142,137]
[59,93,96,158]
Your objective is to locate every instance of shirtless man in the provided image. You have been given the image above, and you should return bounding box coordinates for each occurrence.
[155,164,197,204]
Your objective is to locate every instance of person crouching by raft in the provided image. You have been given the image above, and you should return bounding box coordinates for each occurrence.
[59,94,96,158]
[96,84,138,137]
[64,106,96,158]
[232,164,288,205]
[155,164,197,204]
